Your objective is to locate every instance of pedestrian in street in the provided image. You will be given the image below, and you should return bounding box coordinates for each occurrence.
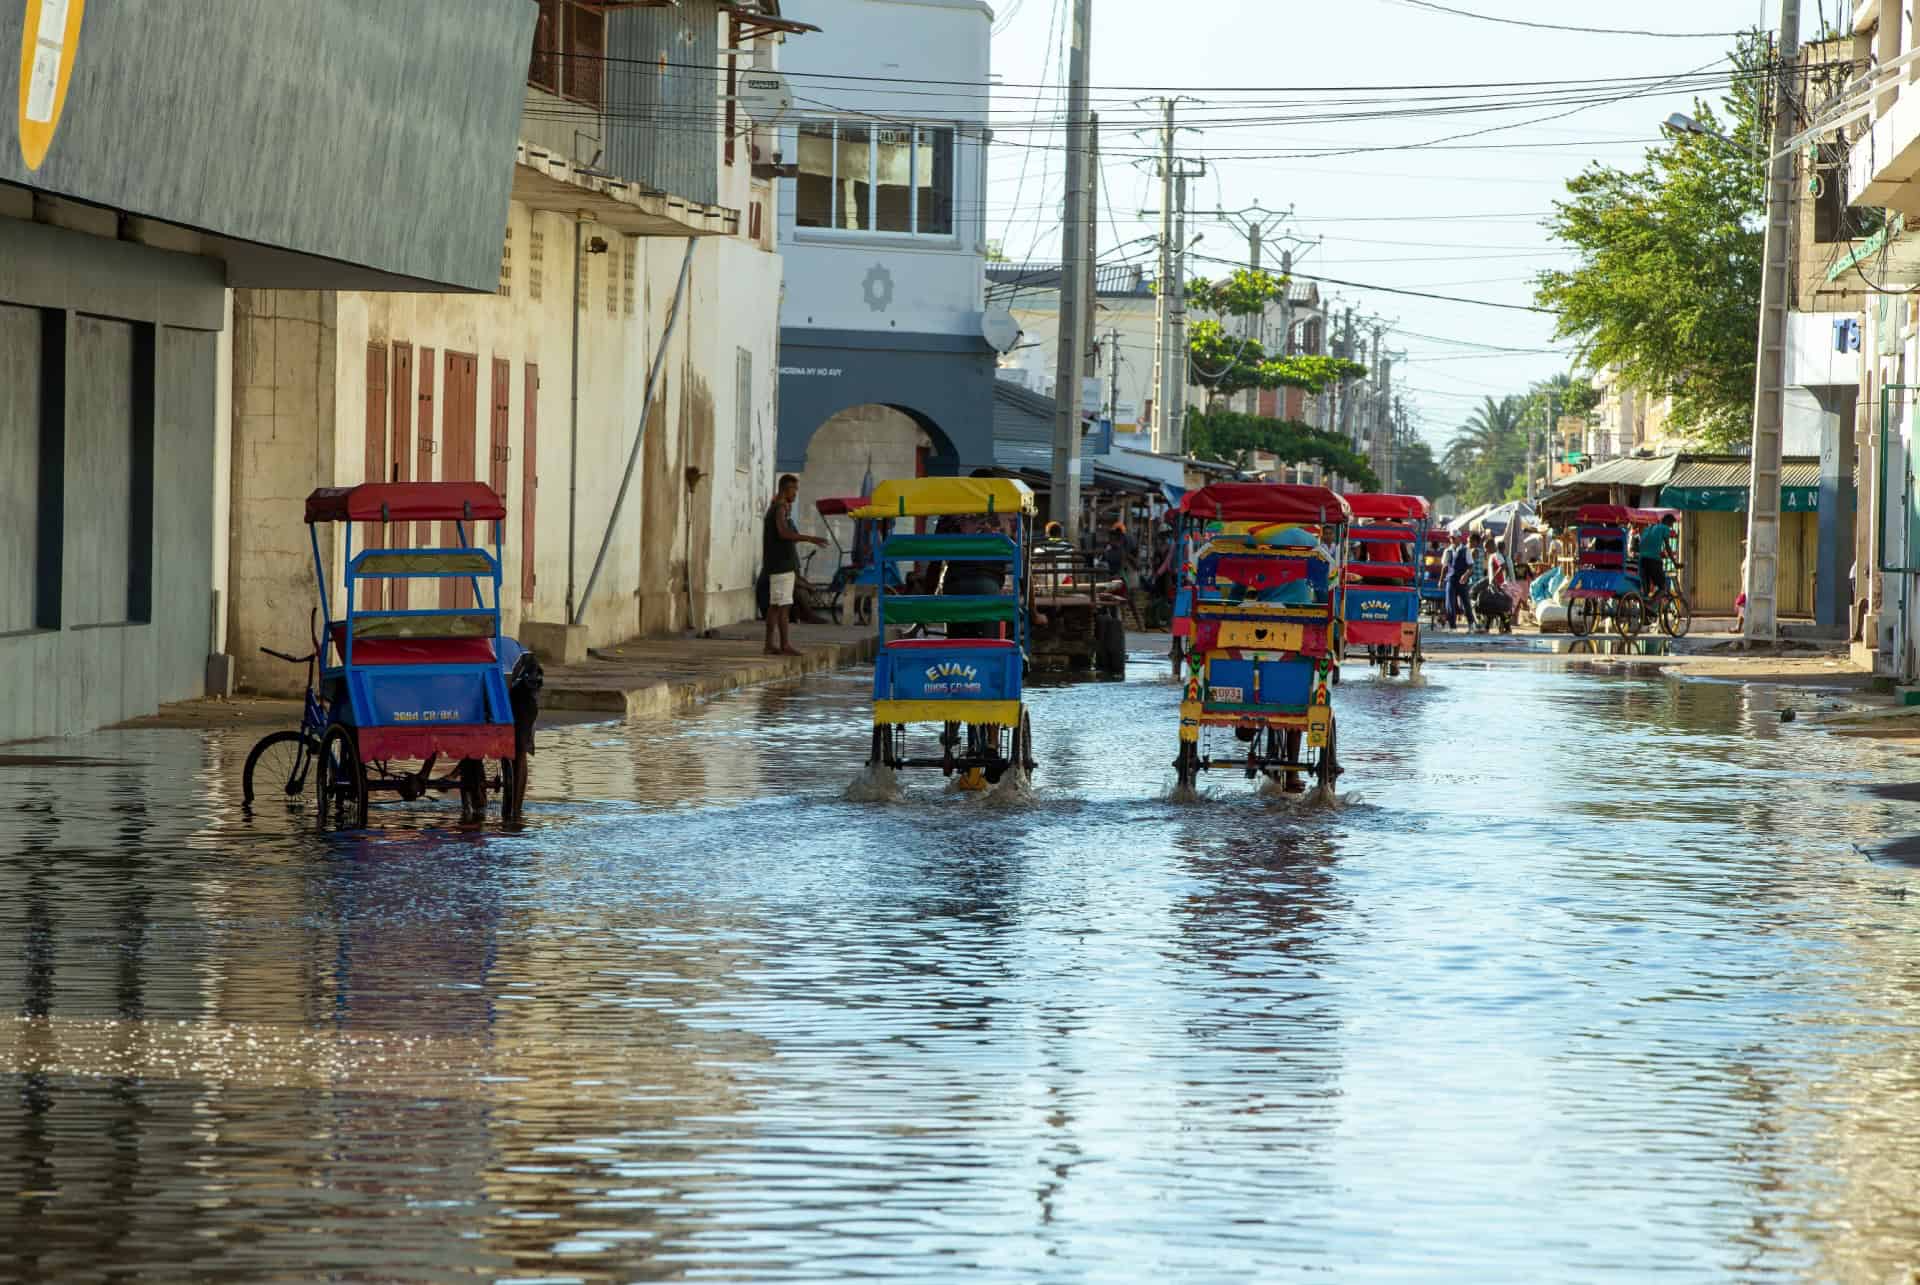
[1638,513,1676,601]
[1445,532,1475,631]
[764,474,828,657]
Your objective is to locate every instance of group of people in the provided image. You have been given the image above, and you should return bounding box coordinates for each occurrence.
[1439,530,1518,632]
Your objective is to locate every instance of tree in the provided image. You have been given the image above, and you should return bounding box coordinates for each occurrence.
[1186,410,1380,491]
[1393,439,1453,503]
[1445,395,1529,507]
[1534,34,1766,449]
[1184,271,1366,408]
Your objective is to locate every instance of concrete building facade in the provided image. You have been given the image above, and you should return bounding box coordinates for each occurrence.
[0,0,534,740]
[225,1,805,691]
[774,0,1000,531]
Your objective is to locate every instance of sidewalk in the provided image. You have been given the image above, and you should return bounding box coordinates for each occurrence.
[541,620,880,717]
[110,620,882,733]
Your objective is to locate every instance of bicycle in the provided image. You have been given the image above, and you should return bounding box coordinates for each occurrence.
[1643,555,1692,639]
[241,612,328,808]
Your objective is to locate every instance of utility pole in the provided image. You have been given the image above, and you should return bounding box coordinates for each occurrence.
[1151,98,1176,455]
[1106,327,1121,426]
[1166,167,1195,455]
[1050,0,1093,540]
[1741,0,1799,646]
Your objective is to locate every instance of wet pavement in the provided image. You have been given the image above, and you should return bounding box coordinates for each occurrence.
[5,647,1920,1281]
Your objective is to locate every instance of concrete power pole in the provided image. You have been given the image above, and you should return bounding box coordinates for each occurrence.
[1741,0,1800,645]
[1167,169,1194,455]
[1151,99,1176,455]
[1050,0,1093,540]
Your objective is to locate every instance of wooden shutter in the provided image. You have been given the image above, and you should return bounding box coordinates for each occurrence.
[528,0,560,92]
[415,347,436,555]
[490,358,512,550]
[440,352,480,609]
[522,363,539,604]
[363,343,388,610]
[389,342,414,607]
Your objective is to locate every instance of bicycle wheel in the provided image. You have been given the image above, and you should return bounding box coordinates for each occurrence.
[1660,591,1692,639]
[243,729,321,807]
[1614,592,1647,638]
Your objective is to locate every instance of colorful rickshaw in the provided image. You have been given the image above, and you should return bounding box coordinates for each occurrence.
[303,482,537,827]
[855,478,1037,789]
[1342,492,1432,678]
[1172,482,1352,795]
[1565,504,1678,638]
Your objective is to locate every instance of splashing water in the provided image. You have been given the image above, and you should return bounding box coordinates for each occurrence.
[982,766,1036,808]
[842,762,903,802]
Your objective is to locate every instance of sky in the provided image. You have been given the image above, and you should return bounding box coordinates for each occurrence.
[981,0,1832,452]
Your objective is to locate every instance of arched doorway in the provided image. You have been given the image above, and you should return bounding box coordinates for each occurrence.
[791,403,941,555]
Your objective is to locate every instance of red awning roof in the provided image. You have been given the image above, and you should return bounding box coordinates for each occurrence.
[1180,481,1353,525]
[1344,492,1432,522]
[305,483,506,525]
[814,495,870,517]
[1575,504,1677,527]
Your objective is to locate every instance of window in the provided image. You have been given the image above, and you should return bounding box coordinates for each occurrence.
[528,1,605,111]
[794,119,959,237]
[735,348,753,471]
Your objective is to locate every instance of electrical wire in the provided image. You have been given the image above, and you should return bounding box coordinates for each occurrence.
[1380,0,1748,39]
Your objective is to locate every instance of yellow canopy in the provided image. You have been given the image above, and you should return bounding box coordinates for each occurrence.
[853,477,1037,519]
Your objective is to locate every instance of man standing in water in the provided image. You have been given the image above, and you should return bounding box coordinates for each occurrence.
[764,474,827,656]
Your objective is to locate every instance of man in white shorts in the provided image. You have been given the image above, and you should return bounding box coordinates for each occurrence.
[764,473,826,656]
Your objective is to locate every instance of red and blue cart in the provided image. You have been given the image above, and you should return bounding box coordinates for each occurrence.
[1341,492,1432,678]
[304,482,536,827]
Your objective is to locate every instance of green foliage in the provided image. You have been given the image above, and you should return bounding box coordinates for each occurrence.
[1186,410,1380,490]
[1534,33,1766,449]
[1186,270,1287,318]
[1188,320,1365,404]
[984,239,1009,263]
[1444,395,1532,508]
[1393,439,1453,503]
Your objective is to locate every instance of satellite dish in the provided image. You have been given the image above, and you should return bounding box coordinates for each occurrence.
[737,70,793,124]
[981,309,1021,354]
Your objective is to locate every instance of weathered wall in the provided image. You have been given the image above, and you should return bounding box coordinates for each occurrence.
[227,204,782,692]
[0,219,222,740]
[0,0,534,291]
[793,406,929,554]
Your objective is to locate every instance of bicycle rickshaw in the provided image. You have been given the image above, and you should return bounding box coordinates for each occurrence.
[1173,482,1351,795]
[291,482,537,827]
[1566,504,1683,639]
[1419,537,1448,625]
[855,477,1037,788]
[1341,492,1431,678]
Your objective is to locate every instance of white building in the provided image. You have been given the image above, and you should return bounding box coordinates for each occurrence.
[226,0,808,688]
[774,0,1000,545]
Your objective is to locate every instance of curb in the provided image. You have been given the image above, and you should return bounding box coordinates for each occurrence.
[542,634,880,719]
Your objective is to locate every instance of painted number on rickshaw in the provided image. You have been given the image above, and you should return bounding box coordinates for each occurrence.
[1209,685,1245,703]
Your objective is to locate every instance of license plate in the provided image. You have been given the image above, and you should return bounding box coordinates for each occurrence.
[1209,685,1245,703]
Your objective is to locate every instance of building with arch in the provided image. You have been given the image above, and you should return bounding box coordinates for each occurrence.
[774,0,1000,542]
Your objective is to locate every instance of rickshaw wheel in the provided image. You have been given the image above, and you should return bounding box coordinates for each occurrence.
[1312,715,1340,798]
[1173,739,1200,791]
[1568,598,1596,637]
[316,724,368,829]
[499,754,526,824]
[457,759,487,820]
[1660,591,1691,639]
[1614,592,1647,638]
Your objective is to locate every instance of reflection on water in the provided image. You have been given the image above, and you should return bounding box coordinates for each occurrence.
[4,654,1920,1279]
[1549,635,1673,656]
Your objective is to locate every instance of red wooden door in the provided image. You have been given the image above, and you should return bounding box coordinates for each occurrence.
[489,357,511,550]
[440,352,479,609]
[522,363,539,604]
[388,342,413,607]
[415,347,436,556]
[363,344,388,609]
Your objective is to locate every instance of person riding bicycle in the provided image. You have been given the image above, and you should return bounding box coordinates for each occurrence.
[1638,513,1677,601]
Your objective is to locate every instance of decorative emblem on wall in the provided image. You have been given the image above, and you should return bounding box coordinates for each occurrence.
[16,0,87,171]
[863,263,895,314]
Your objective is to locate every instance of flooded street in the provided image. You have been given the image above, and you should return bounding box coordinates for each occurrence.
[6,650,1920,1281]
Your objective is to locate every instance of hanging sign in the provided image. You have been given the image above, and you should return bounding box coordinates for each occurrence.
[16,0,85,170]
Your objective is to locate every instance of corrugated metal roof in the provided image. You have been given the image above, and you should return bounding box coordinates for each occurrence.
[1556,454,1679,488]
[1663,456,1821,489]
[986,262,1155,298]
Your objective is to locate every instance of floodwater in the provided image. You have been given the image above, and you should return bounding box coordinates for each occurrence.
[4,650,1920,1281]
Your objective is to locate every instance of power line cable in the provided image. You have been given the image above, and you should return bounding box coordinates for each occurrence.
[1381,0,1748,38]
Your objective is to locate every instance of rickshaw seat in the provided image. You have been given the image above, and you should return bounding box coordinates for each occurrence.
[328,623,498,667]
